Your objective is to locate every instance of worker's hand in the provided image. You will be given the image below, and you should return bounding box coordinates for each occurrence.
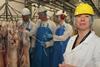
[43,44,49,48]
[19,27,25,32]
[59,64,76,67]
[44,41,53,48]
[24,29,29,34]
[45,33,53,39]
[45,42,49,48]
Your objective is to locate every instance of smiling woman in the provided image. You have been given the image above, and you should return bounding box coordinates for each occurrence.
[75,15,92,31]
[59,2,100,67]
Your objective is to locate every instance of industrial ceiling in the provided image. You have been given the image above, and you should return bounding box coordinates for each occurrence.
[0,0,100,21]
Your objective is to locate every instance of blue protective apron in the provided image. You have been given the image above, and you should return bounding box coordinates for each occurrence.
[52,25,70,67]
[32,23,53,67]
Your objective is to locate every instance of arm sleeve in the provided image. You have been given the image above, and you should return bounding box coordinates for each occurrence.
[93,39,100,67]
[29,22,36,36]
[53,24,73,41]
[29,21,40,36]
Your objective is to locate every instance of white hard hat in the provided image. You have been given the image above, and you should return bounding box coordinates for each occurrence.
[56,10,67,16]
[38,6,47,13]
[22,8,30,15]
[47,11,54,17]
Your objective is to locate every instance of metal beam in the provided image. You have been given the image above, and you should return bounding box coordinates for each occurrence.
[58,0,76,9]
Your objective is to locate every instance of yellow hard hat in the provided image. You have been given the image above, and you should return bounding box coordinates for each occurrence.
[74,3,94,16]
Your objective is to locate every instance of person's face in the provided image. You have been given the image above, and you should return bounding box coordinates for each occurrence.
[56,15,65,24]
[22,15,29,22]
[38,12,47,21]
[56,15,60,22]
[75,14,91,31]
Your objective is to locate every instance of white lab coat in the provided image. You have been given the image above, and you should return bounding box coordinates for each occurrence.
[17,19,36,47]
[63,31,100,67]
[17,19,36,36]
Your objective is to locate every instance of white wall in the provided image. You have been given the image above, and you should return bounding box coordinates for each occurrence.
[93,19,100,37]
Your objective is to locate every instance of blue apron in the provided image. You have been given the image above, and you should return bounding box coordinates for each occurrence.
[52,25,70,67]
[33,23,53,67]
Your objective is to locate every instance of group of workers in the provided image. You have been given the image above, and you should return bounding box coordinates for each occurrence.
[16,2,100,67]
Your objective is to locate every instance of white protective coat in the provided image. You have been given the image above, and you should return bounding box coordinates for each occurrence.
[53,22,73,41]
[17,19,36,47]
[63,31,100,67]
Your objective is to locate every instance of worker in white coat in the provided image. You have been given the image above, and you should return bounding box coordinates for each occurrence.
[51,10,73,67]
[59,3,100,67]
[17,8,35,38]
[17,8,35,67]
[32,6,56,67]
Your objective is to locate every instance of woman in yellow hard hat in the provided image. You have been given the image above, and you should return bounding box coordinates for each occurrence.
[59,2,100,67]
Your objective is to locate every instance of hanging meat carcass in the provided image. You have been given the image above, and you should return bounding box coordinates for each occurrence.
[7,24,19,67]
[0,21,31,67]
[0,24,8,67]
[0,25,4,67]
[17,25,30,67]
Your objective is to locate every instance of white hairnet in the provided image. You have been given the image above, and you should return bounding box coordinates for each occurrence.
[22,8,30,15]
